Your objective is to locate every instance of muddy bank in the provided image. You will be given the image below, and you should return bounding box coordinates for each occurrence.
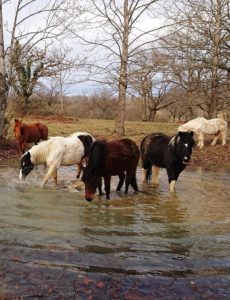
[1,138,229,170]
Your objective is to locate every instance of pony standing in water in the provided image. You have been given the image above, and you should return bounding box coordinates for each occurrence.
[82,139,140,201]
[14,119,48,154]
[19,132,95,186]
[178,117,227,148]
[140,132,195,192]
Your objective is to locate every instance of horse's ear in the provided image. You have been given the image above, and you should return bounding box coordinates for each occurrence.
[190,131,194,137]
[15,119,19,123]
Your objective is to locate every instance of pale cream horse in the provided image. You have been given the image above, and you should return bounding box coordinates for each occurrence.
[178,117,227,148]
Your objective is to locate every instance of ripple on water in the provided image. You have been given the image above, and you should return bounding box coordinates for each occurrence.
[0,166,229,298]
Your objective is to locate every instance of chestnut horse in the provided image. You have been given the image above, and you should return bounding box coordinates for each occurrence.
[82,138,140,202]
[14,119,48,154]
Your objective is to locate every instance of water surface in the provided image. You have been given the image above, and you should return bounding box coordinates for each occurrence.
[0,165,229,299]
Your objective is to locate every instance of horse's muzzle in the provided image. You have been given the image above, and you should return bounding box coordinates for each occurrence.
[85,197,93,202]
[19,169,26,181]
[183,156,190,164]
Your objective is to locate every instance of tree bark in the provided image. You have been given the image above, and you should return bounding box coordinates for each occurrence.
[114,0,129,136]
[208,0,222,118]
[0,0,8,138]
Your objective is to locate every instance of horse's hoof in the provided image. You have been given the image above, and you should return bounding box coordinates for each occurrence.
[85,198,93,202]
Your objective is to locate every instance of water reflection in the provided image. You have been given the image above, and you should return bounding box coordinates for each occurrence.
[0,165,229,298]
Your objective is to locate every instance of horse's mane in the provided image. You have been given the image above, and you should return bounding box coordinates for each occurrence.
[85,141,107,177]
[77,134,94,159]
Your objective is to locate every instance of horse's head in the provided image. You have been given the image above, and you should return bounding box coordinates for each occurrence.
[19,151,34,180]
[82,168,101,202]
[14,119,23,139]
[169,131,195,164]
[81,141,106,202]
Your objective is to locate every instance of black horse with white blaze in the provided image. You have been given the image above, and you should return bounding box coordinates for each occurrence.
[140,131,195,192]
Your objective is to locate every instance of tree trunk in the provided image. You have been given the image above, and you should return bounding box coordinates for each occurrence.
[141,94,147,122]
[208,0,221,119]
[114,0,129,136]
[0,0,8,138]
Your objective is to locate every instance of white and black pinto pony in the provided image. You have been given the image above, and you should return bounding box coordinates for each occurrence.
[140,131,195,192]
[178,117,227,148]
[19,132,95,186]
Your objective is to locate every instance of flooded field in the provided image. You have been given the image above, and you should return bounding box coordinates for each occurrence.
[0,165,229,299]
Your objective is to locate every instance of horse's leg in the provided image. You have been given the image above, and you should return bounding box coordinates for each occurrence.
[211,132,219,146]
[131,175,139,192]
[197,132,204,148]
[116,173,125,191]
[142,168,147,182]
[152,166,160,184]
[76,163,82,178]
[124,170,133,194]
[52,171,58,186]
[142,161,152,182]
[221,130,227,146]
[167,168,178,193]
[21,142,26,154]
[104,175,111,199]
[98,177,103,195]
[42,164,57,187]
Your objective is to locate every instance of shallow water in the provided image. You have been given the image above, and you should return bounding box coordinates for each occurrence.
[0,165,229,299]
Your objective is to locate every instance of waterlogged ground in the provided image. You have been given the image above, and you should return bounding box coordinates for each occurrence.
[0,165,229,299]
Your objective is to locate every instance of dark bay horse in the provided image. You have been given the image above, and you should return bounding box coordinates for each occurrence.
[82,139,140,201]
[140,132,195,192]
[14,119,48,154]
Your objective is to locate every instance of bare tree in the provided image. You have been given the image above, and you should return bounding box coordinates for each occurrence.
[0,0,80,136]
[69,0,168,135]
[163,0,230,118]
[0,0,8,138]
[129,50,179,121]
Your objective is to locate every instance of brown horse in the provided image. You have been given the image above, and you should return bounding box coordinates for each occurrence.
[82,138,140,201]
[14,119,48,154]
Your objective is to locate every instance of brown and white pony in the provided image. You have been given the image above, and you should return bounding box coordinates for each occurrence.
[19,132,95,187]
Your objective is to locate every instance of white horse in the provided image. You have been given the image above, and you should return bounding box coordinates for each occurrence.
[19,132,95,186]
[178,117,227,148]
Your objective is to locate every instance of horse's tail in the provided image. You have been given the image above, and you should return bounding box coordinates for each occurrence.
[142,161,152,181]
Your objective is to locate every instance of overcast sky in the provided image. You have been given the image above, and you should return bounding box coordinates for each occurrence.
[3,0,164,96]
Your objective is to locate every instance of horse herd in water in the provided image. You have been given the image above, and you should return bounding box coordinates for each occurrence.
[14,117,227,202]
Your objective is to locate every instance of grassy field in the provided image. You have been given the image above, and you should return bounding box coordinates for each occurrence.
[3,116,230,170]
[9,116,179,145]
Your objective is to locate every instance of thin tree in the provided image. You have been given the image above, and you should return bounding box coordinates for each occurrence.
[0,0,8,138]
[69,0,167,135]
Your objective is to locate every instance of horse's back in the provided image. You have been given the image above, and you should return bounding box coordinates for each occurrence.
[98,139,139,175]
[53,135,85,165]
[140,133,170,168]
[36,122,48,140]
[107,139,139,160]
